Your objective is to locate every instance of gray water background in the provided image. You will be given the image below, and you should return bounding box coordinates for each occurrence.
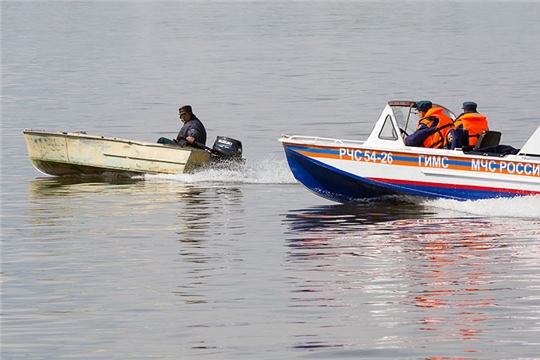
[2,2,540,359]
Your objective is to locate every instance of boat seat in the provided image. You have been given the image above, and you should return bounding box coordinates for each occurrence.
[475,131,501,149]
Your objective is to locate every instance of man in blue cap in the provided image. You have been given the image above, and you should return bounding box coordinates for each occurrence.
[405,100,454,148]
[451,101,489,147]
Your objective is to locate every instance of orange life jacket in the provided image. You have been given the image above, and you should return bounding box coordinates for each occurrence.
[420,107,455,148]
[454,112,489,146]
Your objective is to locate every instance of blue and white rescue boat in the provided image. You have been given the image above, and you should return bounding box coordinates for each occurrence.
[279,101,540,203]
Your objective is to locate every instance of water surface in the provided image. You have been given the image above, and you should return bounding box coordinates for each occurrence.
[2,2,540,359]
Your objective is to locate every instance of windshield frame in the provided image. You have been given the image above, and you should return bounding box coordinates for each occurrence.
[388,101,456,135]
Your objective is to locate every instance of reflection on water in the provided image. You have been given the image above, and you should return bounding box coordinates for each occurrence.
[282,203,540,356]
[16,176,251,355]
[26,176,246,245]
[25,176,246,306]
[173,185,245,306]
[27,176,162,199]
[284,202,439,233]
[176,186,245,257]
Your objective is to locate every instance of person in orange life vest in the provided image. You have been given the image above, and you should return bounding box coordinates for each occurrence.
[405,100,454,148]
[452,101,489,147]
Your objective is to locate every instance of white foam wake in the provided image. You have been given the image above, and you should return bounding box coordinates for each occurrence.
[143,156,297,184]
[424,195,540,219]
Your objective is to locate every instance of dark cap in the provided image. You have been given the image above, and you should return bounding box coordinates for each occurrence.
[462,101,477,112]
[179,105,193,115]
[416,100,432,112]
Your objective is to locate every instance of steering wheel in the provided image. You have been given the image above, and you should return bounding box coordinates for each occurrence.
[399,128,409,138]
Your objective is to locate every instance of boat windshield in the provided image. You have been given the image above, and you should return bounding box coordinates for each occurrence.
[389,101,456,136]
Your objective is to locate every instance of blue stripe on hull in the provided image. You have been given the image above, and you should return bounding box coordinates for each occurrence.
[283,146,520,202]
[284,146,405,203]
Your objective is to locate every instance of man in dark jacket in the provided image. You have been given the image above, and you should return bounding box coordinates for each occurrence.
[157,105,207,147]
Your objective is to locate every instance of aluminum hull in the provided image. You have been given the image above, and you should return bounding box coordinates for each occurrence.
[24,130,211,176]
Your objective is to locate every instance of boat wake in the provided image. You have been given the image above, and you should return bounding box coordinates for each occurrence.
[143,156,297,185]
[135,155,539,219]
[424,195,540,219]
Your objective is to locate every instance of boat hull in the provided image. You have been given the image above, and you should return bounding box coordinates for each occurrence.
[281,141,540,202]
[280,101,540,203]
[24,130,211,176]
[283,145,404,202]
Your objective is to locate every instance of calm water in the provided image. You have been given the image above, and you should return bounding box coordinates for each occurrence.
[2,2,540,359]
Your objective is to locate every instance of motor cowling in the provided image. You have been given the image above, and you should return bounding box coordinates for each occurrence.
[211,136,243,161]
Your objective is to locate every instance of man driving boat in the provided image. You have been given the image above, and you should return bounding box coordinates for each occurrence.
[157,105,207,148]
[405,100,454,149]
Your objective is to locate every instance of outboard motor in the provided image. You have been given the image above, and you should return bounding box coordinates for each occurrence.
[211,136,243,162]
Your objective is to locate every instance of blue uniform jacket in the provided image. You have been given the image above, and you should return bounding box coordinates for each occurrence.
[405,116,439,147]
